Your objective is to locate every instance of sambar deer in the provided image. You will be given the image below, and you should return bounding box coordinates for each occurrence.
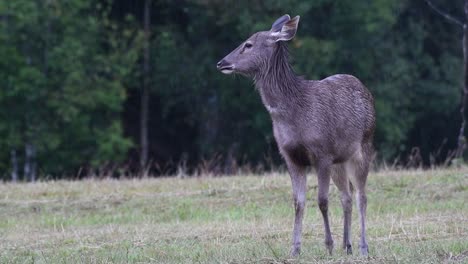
[217,14,375,257]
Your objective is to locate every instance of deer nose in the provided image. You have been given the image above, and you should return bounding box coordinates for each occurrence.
[217,59,228,69]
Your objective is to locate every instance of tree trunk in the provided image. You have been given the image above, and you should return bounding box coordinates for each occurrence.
[456,0,468,159]
[24,143,36,182]
[140,0,151,171]
[426,0,468,160]
[10,149,18,182]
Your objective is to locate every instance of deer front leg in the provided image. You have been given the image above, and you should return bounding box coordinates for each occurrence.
[286,160,307,257]
[317,160,334,255]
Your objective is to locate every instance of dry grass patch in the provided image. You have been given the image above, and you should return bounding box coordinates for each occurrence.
[0,168,467,263]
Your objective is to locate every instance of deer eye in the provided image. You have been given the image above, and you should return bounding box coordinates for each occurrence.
[244,42,253,48]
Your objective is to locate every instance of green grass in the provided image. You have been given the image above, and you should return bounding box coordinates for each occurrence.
[0,168,467,263]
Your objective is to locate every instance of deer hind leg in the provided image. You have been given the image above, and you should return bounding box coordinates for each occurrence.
[286,159,308,257]
[316,159,334,255]
[331,164,353,255]
[347,143,371,256]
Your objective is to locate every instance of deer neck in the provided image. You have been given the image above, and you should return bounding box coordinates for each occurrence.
[254,42,303,115]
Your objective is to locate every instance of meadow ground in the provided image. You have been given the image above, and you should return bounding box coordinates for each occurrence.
[0,168,467,263]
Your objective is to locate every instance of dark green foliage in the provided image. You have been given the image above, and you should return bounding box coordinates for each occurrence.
[0,0,464,178]
[0,0,138,176]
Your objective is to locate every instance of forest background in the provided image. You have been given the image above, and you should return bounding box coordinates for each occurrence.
[1,0,466,179]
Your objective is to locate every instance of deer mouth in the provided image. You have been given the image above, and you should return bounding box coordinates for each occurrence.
[219,65,235,74]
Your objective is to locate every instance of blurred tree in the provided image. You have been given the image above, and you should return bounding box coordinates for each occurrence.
[140,0,151,171]
[426,0,468,160]
[0,0,464,178]
[0,0,139,179]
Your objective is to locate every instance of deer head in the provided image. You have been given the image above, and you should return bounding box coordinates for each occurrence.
[217,14,300,77]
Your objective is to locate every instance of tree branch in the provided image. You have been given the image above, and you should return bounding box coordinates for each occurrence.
[425,0,464,27]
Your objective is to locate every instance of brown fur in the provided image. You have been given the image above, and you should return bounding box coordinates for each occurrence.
[217,14,375,257]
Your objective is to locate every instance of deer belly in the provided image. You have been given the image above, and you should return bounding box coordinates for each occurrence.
[283,144,311,167]
[273,123,312,166]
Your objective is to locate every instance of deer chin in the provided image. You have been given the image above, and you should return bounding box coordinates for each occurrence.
[221,69,234,74]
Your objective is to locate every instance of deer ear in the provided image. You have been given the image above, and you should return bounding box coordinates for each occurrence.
[271,14,291,32]
[270,15,300,42]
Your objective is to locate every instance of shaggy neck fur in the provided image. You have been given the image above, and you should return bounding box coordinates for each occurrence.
[254,42,303,108]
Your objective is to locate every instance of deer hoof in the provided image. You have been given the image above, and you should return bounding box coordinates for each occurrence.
[346,244,353,255]
[359,244,369,256]
[290,246,301,257]
[325,239,334,255]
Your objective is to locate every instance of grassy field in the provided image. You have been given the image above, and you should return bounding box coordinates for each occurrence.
[0,168,467,263]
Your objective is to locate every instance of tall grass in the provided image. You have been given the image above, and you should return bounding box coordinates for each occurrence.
[0,168,467,263]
